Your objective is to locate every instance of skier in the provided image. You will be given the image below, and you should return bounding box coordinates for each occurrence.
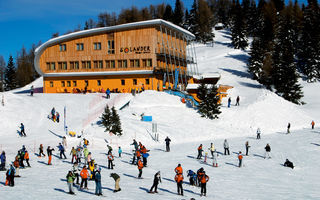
[24,150,30,167]
[110,173,121,192]
[149,171,161,193]
[7,164,16,186]
[131,150,137,165]
[0,151,6,170]
[47,146,55,165]
[228,97,231,108]
[264,144,271,159]
[83,147,89,165]
[83,138,89,146]
[88,159,96,180]
[118,146,122,157]
[58,143,67,159]
[38,144,46,157]
[80,166,89,190]
[175,164,183,175]
[238,151,243,167]
[13,157,20,177]
[106,88,111,99]
[140,144,149,167]
[311,120,315,129]
[70,147,77,164]
[224,139,230,155]
[165,136,171,152]
[108,152,114,169]
[175,173,184,196]
[235,96,240,106]
[76,146,82,164]
[30,85,34,96]
[137,158,144,178]
[94,168,102,196]
[197,168,204,186]
[245,141,250,156]
[209,142,215,158]
[200,171,209,197]
[187,170,196,186]
[17,150,25,168]
[56,112,60,123]
[284,159,294,169]
[212,150,218,167]
[72,163,80,185]
[66,171,76,195]
[107,144,113,154]
[20,123,26,137]
[131,139,139,151]
[256,128,261,139]
[197,144,203,159]
[287,123,291,134]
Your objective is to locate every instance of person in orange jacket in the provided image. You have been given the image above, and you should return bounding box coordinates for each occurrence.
[311,120,315,129]
[137,158,144,178]
[80,166,89,189]
[197,144,203,159]
[175,173,184,196]
[38,144,45,157]
[175,164,183,175]
[108,152,114,169]
[47,146,55,165]
[200,171,209,197]
[24,150,30,167]
[238,151,243,167]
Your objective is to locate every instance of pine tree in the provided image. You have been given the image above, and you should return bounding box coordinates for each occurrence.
[101,105,112,132]
[173,0,184,26]
[4,55,17,91]
[247,37,265,80]
[197,82,221,119]
[231,0,248,50]
[163,4,174,22]
[0,55,5,92]
[110,106,123,136]
[206,85,222,119]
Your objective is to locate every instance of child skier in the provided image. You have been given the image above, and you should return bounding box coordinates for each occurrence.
[256,128,261,139]
[197,144,203,159]
[118,146,122,157]
[149,171,161,193]
[212,150,218,167]
[72,163,80,185]
[110,173,121,192]
[238,151,243,167]
[175,164,183,175]
[264,144,271,159]
[66,171,76,194]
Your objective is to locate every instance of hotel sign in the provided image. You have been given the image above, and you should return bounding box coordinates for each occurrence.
[120,46,151,54]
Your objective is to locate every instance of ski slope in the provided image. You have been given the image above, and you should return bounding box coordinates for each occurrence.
[0,29,319,199]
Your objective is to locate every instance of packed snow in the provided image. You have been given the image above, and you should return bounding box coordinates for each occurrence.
[0,29,319,199]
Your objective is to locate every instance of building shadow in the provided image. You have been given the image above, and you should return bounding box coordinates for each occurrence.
[14,87,43,94]
[219,68,251,78]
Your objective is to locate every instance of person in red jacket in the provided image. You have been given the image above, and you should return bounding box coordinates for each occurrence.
[108,152,114,169]
[175,164,183,175]
[137,158,144,178]
[80,166,89,189]
[200,171,209,196]
[197,144,203,159]
[238,151,243,167]
[175,173,184,196]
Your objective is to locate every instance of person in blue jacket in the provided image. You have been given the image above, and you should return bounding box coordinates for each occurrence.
[106,88,111,99]
[0,151,6,170]
[118,147,122,158]
[58,143,67,159]
[95,168,102,196]
[20,123,26,137]
[187,170,197,186]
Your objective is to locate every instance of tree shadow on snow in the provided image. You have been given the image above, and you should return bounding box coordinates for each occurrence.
[253,154,265,159]
[158,187,177,195]
[48,130,64,138]
[310,143,320,146]
[37,161,48,165]
[225,162,238,167]
[123,173,137,179]
[238,81,262,89]
[215,41,231,47]
[54,188,69,194]
[219,68,251,78]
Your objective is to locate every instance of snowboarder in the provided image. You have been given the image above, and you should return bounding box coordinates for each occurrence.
[39,144,46,157]
[212,150,218,167]
[209,142,215,158]
[108,152,114,169]
[175,164,183,175]
[94,168,102,196]
[20,123,26,137]
[30,85,34,96]
[235,96,240,106]
[118,146,122,157]
[284,159,294,169]
[245,141,250,156]
[187,170,196,186]
[311,120,315,129]
[110,173,121,192]
[256,128,261,139]
[264,144,271,159]
[80,166,89,190]
[70,147,77,164]
[72,163,80,185]
[66,171,76,195]
[24,150,30,167]
[200,171,209,197]
[106,88,111,99]
[58,143,67,159]
[287,123,291,134]
[228,97,231,108]
[238,151,243,167]
[197,144,203,159]
[165,136,171,152]
[149,171,161,193]
[137,158,144,178]
[224,139,230,155]
[47,146,55,165]
[175,173,184,196]
[0,151,6,170]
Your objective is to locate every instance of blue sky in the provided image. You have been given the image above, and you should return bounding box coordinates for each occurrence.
[0,0,311,63]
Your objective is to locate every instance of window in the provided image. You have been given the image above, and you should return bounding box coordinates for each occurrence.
[121,80,125,86]
[46,62,50,70]
[58,62,67,70]
[133,79,137,85]
[108,40,114,54]
[97,80,101,86]
[94,61,103,69]
[73,81,77,87]
[50,81,53,87]
[76,43,84,51]
[61,81,65,87]
[67,81,71,87]
[142,59,152,67]
[50,62,56,70]
[118,60,127,68]
[106,60,115,68]
[130,59,140,68]
[146,78,150,85]
[82,61,91,69]
[94,42,101,50]
[59,44,66,51]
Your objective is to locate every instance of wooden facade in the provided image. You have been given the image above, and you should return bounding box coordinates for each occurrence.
[34,19,196,93]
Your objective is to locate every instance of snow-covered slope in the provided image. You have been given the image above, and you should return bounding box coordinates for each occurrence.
[0,29,319,199]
